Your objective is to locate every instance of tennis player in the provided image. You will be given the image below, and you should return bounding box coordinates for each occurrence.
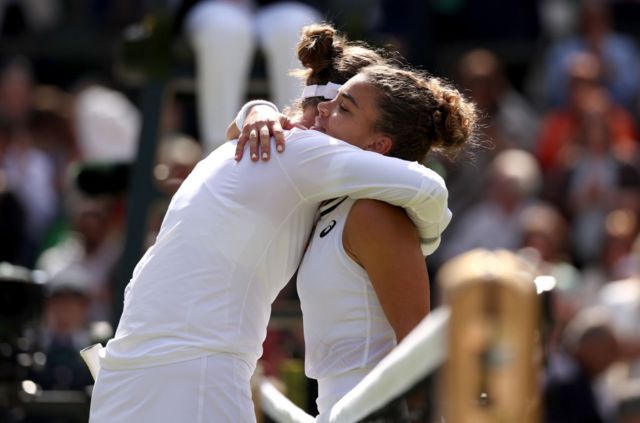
[234,25,478,417]
[88,69,453,423]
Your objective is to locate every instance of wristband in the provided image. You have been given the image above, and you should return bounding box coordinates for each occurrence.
[234,100,279,131]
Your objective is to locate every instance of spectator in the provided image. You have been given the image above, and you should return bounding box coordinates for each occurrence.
[0,124,57,265]
[544,306,620,423]
[31,266,94,392]
[536,51,638,173]
[546,103,640,266]
[153,132,202,196]
[145,133,203,248]
[544,0,640,110]
[30,85,79,194]
[600,210,640,282]
[518,203,584,353]
[439,149,541,262]
[177,0,321,152]
[0,57,34,127]
[456,48,540,152]
[36,195,122,322]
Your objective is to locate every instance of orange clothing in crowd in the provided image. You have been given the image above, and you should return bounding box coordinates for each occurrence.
[537,106,638,170]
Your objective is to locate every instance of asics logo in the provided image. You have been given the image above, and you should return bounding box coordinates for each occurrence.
[319,220,337,238]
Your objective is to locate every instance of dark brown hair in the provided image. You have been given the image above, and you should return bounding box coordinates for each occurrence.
[361,64,479,162]
[293,24,387,109]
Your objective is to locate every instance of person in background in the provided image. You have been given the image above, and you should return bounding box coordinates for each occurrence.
[546,104,640,267]
[439,149,541,262]
[0,59,58,264]
[444,48,540,226]
[518,202,584,354]
[175,0,321,152]
[536,51,638,174]
[456,48,539,153]
[36,194,122,322]
[31,267,94,392]
[543,0,640,111]
[544,307,620,423]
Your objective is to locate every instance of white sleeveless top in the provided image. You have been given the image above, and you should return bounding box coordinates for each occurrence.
[297,197,397,385]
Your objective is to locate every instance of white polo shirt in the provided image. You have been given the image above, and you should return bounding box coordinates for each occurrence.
[101,128,451,372]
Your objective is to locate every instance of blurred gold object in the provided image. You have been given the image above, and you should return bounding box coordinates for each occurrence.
[438,249,541,423]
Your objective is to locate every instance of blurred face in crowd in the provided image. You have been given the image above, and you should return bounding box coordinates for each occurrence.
[73,202,111,252]
[0,64,33,124]
[575,328,619,377]
[46,292,90,335]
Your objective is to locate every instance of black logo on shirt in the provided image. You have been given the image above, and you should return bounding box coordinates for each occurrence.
[319,220,337,238]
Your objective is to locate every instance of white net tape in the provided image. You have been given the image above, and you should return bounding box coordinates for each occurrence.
[258,379,315,423]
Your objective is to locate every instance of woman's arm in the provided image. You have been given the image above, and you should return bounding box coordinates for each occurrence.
[278,129,452,256]
[343,199,429,341]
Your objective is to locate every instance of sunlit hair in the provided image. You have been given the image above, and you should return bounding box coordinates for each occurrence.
[291,23,389,112]
[359,64,479,162]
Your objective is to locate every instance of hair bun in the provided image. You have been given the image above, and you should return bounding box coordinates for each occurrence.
[297,24,343,74]
[425,77,478,156]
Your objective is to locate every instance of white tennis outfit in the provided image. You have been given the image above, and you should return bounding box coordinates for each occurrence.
[298,197,425,415]
[89,128,451,422]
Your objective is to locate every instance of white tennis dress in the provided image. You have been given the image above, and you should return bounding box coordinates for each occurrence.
[298,197,405,415]
[89,128,451,422]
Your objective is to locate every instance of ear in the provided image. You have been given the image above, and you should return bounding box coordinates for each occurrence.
[365,135,393,155]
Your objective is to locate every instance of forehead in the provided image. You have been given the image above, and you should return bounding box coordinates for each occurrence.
[343,73,370,90]
[341,74,379,110]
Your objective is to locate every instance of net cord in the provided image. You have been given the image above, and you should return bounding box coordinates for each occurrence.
[321,306,450,423]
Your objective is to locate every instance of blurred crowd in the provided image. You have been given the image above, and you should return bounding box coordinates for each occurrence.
[1,0,640,422]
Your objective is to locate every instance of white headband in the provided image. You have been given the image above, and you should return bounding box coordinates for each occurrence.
[301,82,342,100]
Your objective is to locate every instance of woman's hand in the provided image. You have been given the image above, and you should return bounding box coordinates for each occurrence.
[235,105,295,161]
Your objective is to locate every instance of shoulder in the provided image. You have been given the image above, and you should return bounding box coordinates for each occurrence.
[350,199,407,219]
[343,200,420,264]
[347,199,416,237]
[284,128,356,149]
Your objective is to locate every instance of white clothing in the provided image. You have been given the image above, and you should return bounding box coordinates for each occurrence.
[93,128,449,420]
[2,144,57,243]
[297,197,398,414]
[316,368,371,415]
[102,128,448,371]
[90,353,255,423]
[186,1,320,151]
[37,234,122,321]
[598,278,640,376]
[74,85,141,162]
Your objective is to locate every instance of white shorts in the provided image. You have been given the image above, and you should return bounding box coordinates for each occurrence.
[89,353,256,423]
